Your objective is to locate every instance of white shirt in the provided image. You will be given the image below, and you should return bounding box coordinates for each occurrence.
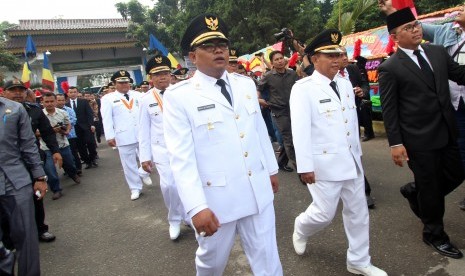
[398,45,434,71]
[447,30,465,110]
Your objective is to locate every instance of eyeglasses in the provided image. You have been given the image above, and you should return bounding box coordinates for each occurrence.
[194,41,229,53]
[399,21,422,33]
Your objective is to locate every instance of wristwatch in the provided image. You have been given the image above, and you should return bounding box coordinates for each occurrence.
[35,176,48,182]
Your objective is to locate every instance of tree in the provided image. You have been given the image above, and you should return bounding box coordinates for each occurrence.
[0,21,21,81]
[116,0,331,58]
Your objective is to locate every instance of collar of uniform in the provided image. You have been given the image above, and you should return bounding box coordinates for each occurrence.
[195,69,230,88]
[313,70,335,86]
[337,68,349,79]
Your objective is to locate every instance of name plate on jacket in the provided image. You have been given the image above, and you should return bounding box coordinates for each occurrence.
[197,104,215,111]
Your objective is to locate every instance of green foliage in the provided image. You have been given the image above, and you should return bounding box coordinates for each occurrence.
[415,0,463,14]
[116,0,329,56]
[0,21,21,77]
[117,0,462,57]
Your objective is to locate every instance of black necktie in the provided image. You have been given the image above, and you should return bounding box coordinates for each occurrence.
[413,50,435,82]
[216,79,232,105]
[329,81,340,99]
[72,100,77,110]
[124,93,129,101]
[160,90,165,96]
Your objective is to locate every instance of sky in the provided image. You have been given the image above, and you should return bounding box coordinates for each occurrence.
[1,0,156,24]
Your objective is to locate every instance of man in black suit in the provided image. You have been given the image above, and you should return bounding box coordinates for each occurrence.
[66,86,97,169]
[338,47,376,209]
[378,7,465,259]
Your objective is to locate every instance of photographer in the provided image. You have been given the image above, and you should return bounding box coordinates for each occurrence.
[257,50,299,172]
[273,28,313,76]
[41,92,80,200]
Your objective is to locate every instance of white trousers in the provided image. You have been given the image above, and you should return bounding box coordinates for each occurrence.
[117,143,148,192]
[154,162,187,225]
[195,203,282,276]
[295,172,370,267]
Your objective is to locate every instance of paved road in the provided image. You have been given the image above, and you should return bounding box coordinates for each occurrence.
[40,137,465,276]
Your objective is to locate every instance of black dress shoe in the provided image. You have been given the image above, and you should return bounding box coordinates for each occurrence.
[423,239,463,259]
[92,161,99,168]
[0,245,15,276]
[279,165,293,172]
[85,163,92,169]
[400,183,420,218]
[366,195,375,209]
[362,136,375,142]
[39,231,56,242]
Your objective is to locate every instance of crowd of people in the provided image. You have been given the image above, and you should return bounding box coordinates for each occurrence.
[2,1,465,274]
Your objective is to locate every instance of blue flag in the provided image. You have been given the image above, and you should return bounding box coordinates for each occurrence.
[25,35,37,58]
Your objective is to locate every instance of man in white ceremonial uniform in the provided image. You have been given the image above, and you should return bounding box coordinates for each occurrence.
[139,55,188,240]
[100,70,151,200]
[290,30,387,276]
[163,14,282,276]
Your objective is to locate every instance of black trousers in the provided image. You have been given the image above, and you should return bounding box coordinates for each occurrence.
[357,104,374,138]
[75,127,97,164]
[271,110,296,168]
[0,185,40,276]
[68,138,82,170]
[407,142,464,243]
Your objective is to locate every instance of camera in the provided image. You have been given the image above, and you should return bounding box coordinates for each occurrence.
[274,28,293,42]
[55,122,67,131]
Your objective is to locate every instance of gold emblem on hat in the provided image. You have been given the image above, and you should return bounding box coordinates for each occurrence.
[13,79,19,84]
[180,69,186,74]
[231,50,236,56]
[331,33,339,44]
[205,16,219,31]
[120,70,126,76]
[155,57,163,63]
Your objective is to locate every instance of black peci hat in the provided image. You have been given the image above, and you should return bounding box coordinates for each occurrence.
[305,29,343,56]
[386,8,416,33]
[146,55,172,75]
[139,81,150,86]
[181,14,229,55]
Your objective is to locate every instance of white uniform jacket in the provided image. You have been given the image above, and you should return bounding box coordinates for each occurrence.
[101,90,142,147]
[163,71,279,224]
[290,71,363,181]
[138,87,169,164]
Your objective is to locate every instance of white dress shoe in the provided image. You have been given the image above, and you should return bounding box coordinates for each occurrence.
[292,231,307,255]
[347,264,388,276]
[142,176,152,185]
[130,190,140,200]
[169,224,181,240]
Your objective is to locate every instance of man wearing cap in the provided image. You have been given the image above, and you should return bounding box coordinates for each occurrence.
[163,14,282,275]
[139,81,150,93]
[139,55,187,240]
[0,80,49,275]
[290,30,387,276]
[170,68,190,85]
[101,70,151,200]
[227,48,239,73]
[2,80,60,242]
[378,7,465,259]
